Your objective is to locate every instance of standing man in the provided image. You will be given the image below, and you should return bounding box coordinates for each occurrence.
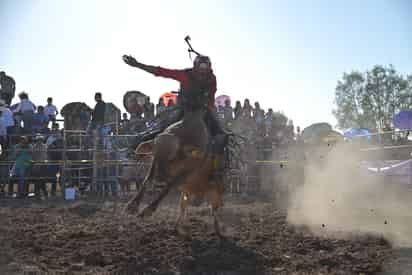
[90,92,106,147]
[91,92,106,129]
[44,97,58,123]
[0,71,16,106]
[15,92,36,134]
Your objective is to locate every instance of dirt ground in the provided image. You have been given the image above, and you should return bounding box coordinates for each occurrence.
[0,193,402,275]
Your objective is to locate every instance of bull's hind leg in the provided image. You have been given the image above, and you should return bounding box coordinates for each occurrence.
[138,168,192,219]
[212,204,223,238]
[208,186,224,237]
[138,183,172,218]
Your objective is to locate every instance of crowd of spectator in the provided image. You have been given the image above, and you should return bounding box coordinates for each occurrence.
[0,70,301,199]
[118,96,298,150]
[0,92,59,152]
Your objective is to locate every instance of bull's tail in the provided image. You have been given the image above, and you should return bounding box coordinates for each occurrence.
[126,158,155,214]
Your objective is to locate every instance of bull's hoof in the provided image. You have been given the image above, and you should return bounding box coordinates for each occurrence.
[175,224,191,235]
[138,206,155,219]
[125,203,139,214]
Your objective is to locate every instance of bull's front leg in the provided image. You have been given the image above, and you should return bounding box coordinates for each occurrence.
[175,193,189,234]
[212,206,222,237]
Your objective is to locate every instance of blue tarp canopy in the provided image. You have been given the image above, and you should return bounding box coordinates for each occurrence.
[393,110,412,130]
[343,128,372,139]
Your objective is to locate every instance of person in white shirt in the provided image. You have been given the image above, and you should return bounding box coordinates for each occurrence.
[44,97,58,122]
[0,100,15,129]
[0,112,7,150]
[0,100,14,151]
[15,92,36,134]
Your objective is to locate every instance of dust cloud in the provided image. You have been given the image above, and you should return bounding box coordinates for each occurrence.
[287,142,412,247]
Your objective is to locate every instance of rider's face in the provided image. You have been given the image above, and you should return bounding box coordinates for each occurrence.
[194,62,211,80]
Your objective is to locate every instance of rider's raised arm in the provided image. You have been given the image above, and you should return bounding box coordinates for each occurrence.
[123,55,186,82]
[133,62,158,75]
[153,67,187,82]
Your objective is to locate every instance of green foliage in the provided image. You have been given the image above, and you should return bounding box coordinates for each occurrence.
[333,65,412,130]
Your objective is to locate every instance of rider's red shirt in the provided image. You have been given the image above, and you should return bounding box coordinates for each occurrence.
[153,67,216,108]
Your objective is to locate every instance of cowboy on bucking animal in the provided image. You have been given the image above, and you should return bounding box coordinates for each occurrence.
[122,54,228,175]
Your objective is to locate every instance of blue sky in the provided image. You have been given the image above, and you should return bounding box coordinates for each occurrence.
[1,0,411,129]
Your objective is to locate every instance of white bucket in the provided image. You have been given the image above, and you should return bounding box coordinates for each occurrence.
[65,188,76,200]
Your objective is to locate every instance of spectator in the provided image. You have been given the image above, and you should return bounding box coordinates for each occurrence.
[120,113,130,133]
[216,104,225,124]
[121,113,129,126]
[265,108,275,137]
[89,92,106,149]
[12,136,32,198]
[156,98,166,115]
[79,110,90,130]
[32,135,48,198]
[15,92,36,134]
[91,92,106,128]
[241,99,253,118]
[32,106,49,134]
[144,96,155,121]
[234,101,242,119]
[0,71,16,106]
[0,100,15,150]
[285,120,295,143]
[296,126,302,143]
[167,98,175,109]
[44,97,58,123]
[89,92,105,133]
[0,110,7,152]
[129,112,146,133]
[223,99,234,126]
[46,124,61,146]
[253,102,265,136]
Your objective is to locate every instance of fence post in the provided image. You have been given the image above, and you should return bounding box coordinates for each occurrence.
[92,131,98,194]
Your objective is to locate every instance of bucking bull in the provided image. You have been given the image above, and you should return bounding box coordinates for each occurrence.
[126,108,226,236]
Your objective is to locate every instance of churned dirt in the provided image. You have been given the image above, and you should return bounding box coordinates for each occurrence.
[0,195,399,275]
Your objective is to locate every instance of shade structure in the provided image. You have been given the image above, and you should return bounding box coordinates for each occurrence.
[301,122,332,141]
[393,110,412,130]
[160,92,178,107]
[123,91,148,114]
[215,95,231,107]
[322,130,344,143]
[343,128,371,139]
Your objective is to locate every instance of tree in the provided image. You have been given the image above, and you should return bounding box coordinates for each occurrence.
[333,65,412,130]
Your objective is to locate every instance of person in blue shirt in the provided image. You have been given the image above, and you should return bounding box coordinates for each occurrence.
[32,106,49,134]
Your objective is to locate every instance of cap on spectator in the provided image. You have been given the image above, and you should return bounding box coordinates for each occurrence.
[35,134,44,141]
